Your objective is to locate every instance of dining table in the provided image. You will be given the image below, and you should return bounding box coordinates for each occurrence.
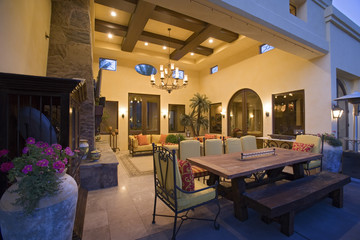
[187,147,322,221]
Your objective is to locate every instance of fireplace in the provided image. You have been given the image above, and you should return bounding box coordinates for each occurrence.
[0,72,86,195]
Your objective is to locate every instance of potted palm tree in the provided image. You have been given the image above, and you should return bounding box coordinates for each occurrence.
[180,93,211,137]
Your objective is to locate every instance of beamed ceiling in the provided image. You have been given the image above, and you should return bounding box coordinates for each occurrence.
[93,0,263,70]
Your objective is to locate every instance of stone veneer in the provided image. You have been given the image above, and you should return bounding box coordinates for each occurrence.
[46,0,95,150]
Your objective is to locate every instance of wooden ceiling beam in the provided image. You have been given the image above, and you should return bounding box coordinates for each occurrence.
[139,31,184,49]
[95,0,136,13]
[95,19,128,37]
[170,24,219,60]
[95,20,213,57]
[121,0,156,52]
[151,6,206,33]
[95,1,238,43]
[213,29,239,43]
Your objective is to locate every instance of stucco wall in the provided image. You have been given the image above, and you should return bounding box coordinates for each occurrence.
[0,0,51,76]
[326,6,360,138]
[92,55,201,150]
[200,47,332,137]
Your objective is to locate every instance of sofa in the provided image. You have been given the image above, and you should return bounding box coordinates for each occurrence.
[129,134,169,156]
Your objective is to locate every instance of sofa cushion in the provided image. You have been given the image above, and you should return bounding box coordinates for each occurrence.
[138,134,149,145]
[129,135,138,148]
[136,144,153,152]
[152,134,161,144]
[205,134,216,139]
[177,160,195,192]
[160,134,167,144]
[292,142,314,152]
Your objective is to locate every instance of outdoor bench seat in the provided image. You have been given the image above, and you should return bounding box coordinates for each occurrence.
[244,171,351,236]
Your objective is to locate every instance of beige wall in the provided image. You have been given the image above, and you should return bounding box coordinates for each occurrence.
[0,0,51,76]
[200,48,332,137]
[93,55,201,150]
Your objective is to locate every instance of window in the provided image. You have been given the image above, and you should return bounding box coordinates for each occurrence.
[129,93,160,135]
[290,4,296,16]
[260,44,275,54]
[135,64,157,76]
[172,70,184,79]
[228,89,263,137]
[168,104,185,133]
[289,0,307,21]
[210,103,222,133]
[272,90,304,136]
[99,58,117,71]
[210,65,218,74]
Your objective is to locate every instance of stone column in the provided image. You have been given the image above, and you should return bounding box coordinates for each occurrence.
[46,0,95,150]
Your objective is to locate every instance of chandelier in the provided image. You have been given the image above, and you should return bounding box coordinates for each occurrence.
[150,28,188,93]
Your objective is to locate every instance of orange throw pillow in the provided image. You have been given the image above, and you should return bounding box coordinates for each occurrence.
[137,134,149,145]
[160,134,167,144]
[292,142,314,152]
[177,160,195,192]
[205,134,216,139]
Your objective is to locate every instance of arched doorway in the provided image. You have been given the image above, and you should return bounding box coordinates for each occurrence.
[227,89,263,137]
[337,79,349,148]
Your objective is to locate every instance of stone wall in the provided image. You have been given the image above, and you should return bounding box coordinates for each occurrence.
[47,0,95,149]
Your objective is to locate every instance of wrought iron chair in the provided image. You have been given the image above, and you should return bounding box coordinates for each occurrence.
[152,144,220,239]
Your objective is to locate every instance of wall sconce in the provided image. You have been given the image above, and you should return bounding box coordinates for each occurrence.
[220,110,226,118]
[264,103,271,117]
[162,110,167,119]
[120,108,126,119]
[332,105,344,119]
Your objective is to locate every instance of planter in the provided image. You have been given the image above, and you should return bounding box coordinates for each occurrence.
[322,143,343,172]
[0,174,78,240]
[79,139,89,160]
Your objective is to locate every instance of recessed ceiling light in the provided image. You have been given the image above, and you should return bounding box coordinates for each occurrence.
[144,42,149,46]
[190,52,194,56]
[111,11,116,17]
[163,46,167,50]
[108,33,113,39]
[209,38,213,43]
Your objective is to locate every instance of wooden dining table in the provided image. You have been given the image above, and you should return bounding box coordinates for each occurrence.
[187,147,322,221]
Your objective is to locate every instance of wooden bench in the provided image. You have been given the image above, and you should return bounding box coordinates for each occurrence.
[244,171,351,236]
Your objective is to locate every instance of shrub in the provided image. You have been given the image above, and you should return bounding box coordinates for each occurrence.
[322,133,342,147]
[165,134,185,144]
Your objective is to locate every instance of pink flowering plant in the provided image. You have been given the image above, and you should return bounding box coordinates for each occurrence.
[0,137,75,214]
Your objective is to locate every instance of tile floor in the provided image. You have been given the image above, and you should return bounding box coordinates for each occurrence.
[82,152,360,240]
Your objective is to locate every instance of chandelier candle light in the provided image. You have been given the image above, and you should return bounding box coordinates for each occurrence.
[150,28,188,93]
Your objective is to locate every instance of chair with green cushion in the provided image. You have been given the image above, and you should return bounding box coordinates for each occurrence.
[294,134,323,174]
[240,135,268,181]
[179,140,209,179]
[225,138,242,154]
[240,135,257,151]
[204,139,223,156]
[152,144,220,239]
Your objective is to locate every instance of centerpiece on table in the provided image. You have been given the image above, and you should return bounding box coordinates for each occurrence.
[0,137,79,240]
